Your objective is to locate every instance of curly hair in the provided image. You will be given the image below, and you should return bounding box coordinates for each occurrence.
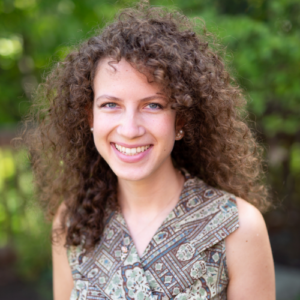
[23,1,270,251]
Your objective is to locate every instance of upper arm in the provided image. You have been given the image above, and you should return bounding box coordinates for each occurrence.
[225,197,275,300]
[52,203,74,300]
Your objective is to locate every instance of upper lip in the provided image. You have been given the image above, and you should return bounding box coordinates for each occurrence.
[112,142,152,148]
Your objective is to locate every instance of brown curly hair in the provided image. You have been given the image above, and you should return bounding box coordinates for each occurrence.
[23,1,269,250]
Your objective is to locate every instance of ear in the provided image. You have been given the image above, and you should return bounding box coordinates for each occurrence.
[175,115,185,132]
[175,115,185,140]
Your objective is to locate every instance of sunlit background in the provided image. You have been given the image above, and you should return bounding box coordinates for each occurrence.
[0,0,300,299]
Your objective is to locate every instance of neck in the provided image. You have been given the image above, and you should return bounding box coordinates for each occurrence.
[118,159,184,217]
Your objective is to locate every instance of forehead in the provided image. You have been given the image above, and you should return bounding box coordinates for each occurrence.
[93,58,165,97]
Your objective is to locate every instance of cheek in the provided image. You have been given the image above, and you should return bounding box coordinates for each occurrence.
[93,108,117,134]
[92,112,114,153]
[150,114,176,143]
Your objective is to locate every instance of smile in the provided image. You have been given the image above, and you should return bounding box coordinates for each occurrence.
[115,143,151,156]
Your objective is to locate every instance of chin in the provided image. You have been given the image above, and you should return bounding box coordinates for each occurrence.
[112,166,152,182]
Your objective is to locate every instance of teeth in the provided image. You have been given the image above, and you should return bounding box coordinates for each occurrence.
[115,144,150,155]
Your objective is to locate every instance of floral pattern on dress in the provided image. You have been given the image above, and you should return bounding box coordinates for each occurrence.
[176,243,196,261]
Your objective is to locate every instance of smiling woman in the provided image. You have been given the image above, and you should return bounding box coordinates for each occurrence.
[23,1,275,299]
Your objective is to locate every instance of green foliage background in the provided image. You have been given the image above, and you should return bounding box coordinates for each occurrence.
[0,0,300,298]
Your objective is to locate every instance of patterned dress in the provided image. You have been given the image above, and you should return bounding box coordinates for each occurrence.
[67,175,239,300]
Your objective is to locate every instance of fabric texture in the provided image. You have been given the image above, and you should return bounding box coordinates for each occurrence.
[67,175,239,300]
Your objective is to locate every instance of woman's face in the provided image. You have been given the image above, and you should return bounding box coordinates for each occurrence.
[92,58,177,182]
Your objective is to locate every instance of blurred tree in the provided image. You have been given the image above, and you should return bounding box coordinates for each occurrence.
[0,147,52,281]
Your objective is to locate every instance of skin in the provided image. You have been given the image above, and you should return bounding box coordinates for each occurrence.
[52,203,73,300]
[52,58,275,300]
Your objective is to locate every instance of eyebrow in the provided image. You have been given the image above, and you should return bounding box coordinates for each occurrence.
[95,94,167,103]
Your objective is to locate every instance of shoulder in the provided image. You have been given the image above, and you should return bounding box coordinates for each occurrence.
[234,197,266,236]
[225,197,275,299]
[52,202,74,300]
[225,197,269,263]
[226,197,268,248]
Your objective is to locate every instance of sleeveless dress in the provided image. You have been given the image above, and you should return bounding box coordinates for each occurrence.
[67,175,239,300]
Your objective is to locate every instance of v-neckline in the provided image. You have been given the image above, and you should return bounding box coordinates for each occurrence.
[116,172,193,260]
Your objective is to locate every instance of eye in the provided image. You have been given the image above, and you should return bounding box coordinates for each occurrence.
[146,103,163,110]
[101,102,118,108]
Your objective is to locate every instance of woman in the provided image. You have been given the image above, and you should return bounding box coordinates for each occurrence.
[25,1,275,299]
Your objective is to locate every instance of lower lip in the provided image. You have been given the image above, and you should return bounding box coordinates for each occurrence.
[111,143,152,163]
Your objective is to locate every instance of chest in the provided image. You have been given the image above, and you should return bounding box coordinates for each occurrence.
[123,210,176,257]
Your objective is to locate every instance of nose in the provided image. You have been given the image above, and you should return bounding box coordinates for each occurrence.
[116,110,145,139]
